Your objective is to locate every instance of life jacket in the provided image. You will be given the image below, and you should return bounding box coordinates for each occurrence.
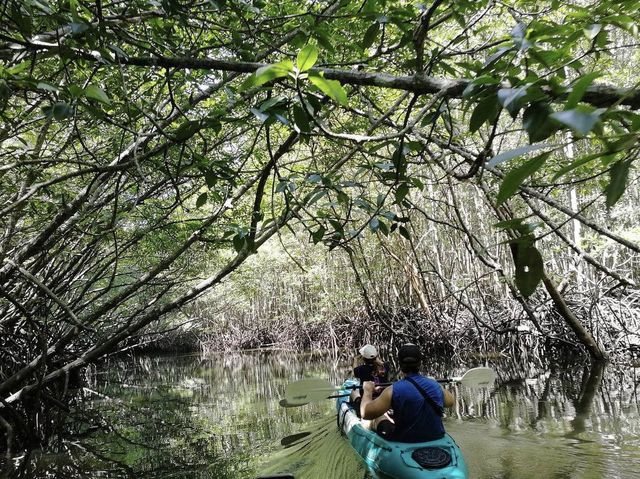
[391,374,445,442]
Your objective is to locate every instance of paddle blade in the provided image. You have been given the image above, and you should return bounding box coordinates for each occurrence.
[284,378,340,405]
[256,475,296,479]
[279,398,308,408]
[280,431,311,447]
[457,367,496,388]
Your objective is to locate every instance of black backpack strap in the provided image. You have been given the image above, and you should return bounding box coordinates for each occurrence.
[404,376,444,417]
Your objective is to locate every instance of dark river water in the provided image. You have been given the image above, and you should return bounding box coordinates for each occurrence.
[3,351,640,478]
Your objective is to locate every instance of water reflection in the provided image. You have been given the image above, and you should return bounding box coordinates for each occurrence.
[0,352,639,479]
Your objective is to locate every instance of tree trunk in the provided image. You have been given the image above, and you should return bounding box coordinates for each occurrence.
[541,274,608,361]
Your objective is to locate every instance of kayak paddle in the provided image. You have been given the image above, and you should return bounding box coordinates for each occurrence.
[442,366,497,388]
[280,431,311,447]
[280,367,496,407]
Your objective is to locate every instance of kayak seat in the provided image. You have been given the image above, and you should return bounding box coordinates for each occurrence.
[411,447,452,469]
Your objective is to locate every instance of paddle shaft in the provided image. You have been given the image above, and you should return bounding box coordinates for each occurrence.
[281,367,496,407]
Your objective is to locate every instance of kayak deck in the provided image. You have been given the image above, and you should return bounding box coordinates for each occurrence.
[336,380,468,479]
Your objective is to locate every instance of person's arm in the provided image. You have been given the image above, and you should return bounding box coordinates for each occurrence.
[441,385,455,408]
[360,381,393,419]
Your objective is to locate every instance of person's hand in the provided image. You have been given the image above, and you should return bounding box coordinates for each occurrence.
[362,381,375,396]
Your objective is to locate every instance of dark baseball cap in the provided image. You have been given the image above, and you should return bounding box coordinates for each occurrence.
[398,343,422,363]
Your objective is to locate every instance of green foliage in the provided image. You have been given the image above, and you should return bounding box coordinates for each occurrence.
[565,73,600,110]
[497,152,550,205]
[241,60,293,90]
[297,45,319,72]
[469,94,500,133]
[2,0,640,449]
[512,240,544,298]
[550,108,603,136]
[488,144,553,168]
[308,74,348,106]
[84,85,111,105]
[605,158,633,207]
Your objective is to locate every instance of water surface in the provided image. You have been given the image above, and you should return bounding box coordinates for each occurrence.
[2,351,639,478]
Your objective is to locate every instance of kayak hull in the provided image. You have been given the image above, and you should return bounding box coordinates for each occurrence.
[336,380,468,479]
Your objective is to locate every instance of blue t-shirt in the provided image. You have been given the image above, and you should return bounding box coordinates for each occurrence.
[391,374,445,442]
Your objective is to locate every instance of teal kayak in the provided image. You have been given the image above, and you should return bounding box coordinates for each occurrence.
[336,379,468,479]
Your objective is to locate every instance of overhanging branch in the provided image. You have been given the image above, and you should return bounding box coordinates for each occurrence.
[54,52,640,110]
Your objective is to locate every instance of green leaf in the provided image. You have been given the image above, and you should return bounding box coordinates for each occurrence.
[512,242,544,297]
[362,23,380,49]
[67,85,83,98]
[204,170,217,188]
[550,108,602,136]
[496,152,550,205]
[0,80,11,101]
[259,96,287,111]
[565,72,600,109]
[606,133,639,153]
[483,46,512,68]
[70,22,89,35]
[469,94,500,133]
[493,217,527,230]
[584,23,602,40]
[497,87,527,119]
[551,151,611,181]
[250,107,269,122]
[488,143,552,167]
[406,141,423,152]
[309,75,347,106]
[43,102,72,121]
[203,116,222,133]
[241,60,292,90]
[522,103,557,142]
[196,192,207,208]
[395,183,409,203]
[329,219,344,236]
[369,217,380,232]
[275,180,288,193]
[398,225,411,240]
[69,0,80,20]
[337,190,349,204]
[232,234,245,252]
[7,61,29,75]
[314,27,334,52]
[297,44,318,72]
[462,75,500,98]
[311,226,326,244]
[11,4,33,37]
[84,85,111,105]
[292,104,311,133]
[173,120,200,141]
[36,82,58,93]
[605,159,632,207]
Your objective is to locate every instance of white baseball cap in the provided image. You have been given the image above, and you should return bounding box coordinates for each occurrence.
[359,344,377,359]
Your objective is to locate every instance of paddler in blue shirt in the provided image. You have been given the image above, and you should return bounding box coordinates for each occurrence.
[360,343,455,442]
